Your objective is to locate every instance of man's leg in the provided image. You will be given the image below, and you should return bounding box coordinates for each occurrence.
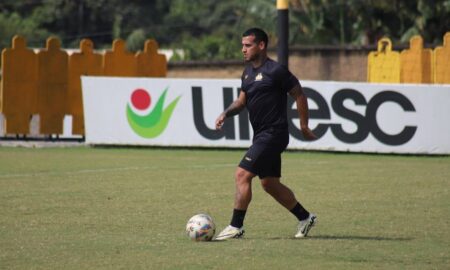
[260,177,301,211]
[231,167,255,228]
[234,167,255,210]
[260,177,316,238]
[215,167,255,240]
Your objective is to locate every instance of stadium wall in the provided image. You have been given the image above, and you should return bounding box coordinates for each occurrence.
[168,47,371,82]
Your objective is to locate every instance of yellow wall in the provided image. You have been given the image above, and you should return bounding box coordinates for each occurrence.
[368,32,449,84]
[434,32,450,84]
[0,36,167,136]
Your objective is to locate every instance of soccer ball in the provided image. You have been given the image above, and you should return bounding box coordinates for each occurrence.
[185,214,216,241]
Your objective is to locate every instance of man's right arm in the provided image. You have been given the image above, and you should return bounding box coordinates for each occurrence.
[288,84,317,140]
[215,91,246,130]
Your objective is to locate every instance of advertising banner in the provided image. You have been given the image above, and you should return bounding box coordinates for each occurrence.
[82,77,450,154]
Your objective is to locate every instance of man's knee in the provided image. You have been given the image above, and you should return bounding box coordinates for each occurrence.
[235,167,254,185]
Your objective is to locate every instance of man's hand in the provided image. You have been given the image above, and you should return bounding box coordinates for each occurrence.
[301,126,317,140]
[215,113,226,130]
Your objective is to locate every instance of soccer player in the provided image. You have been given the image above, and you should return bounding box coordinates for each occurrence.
[214,28,317,240]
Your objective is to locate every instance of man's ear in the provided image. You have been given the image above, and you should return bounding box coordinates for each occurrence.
[258,41,266,50]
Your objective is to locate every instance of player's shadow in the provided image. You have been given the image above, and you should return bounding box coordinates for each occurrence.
[263,235,413,241]
[310,235,413,241]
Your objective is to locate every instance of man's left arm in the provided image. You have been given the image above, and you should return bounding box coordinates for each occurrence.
[288,84,317,140]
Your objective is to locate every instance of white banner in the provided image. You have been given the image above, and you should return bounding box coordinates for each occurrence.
[81,77,450,154]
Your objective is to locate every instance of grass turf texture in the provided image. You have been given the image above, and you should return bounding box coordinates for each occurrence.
[0,147,449,269]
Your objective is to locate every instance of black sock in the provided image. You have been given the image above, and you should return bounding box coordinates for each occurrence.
[230,209,247,228]
[290,202,310,221]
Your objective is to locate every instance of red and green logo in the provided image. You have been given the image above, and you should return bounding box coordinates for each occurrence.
[126,88,181,138]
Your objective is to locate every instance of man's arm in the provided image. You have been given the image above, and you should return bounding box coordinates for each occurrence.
[215,91,247,130]
[288,84,317,140]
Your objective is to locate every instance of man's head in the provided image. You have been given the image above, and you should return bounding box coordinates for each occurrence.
[242,28,269,49]
[241,28,268,63]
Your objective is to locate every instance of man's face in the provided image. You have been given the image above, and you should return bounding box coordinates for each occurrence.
[242,35,265,62]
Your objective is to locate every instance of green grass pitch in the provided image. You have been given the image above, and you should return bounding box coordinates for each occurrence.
[0,146,449,269]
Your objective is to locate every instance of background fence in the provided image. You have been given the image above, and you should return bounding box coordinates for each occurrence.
[0,36,167,136]
[368,33,450,83]
[1,32,449,137]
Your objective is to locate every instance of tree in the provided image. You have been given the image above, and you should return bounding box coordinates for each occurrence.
[289,0,450,46]
[1,0,449,61]
[0,12,50,50]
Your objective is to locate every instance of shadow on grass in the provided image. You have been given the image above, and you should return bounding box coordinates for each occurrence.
[310,235,413,241]
[255,235,413,241]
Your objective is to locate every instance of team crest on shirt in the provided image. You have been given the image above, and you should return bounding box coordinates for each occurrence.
[255,73,263,81]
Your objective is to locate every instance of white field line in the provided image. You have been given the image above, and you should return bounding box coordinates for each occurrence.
[0,163,236,179]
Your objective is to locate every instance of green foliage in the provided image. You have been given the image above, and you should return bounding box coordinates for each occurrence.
[0,12,49,50]
[289,0,450,46]
[0,0,449,60]
[126,29,147,52]
[178,35,241,61]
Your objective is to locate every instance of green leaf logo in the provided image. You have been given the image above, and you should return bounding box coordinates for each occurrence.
[126,87,181,138]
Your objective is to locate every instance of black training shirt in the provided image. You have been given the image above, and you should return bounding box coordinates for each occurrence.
[241,58,300,135]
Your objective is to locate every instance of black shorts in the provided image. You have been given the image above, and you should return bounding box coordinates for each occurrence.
[238,129,289,179]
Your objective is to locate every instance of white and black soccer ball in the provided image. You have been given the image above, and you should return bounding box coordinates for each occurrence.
[185,214,216,241]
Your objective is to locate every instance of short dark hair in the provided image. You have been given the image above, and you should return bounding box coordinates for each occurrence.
[242,28,269,49]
